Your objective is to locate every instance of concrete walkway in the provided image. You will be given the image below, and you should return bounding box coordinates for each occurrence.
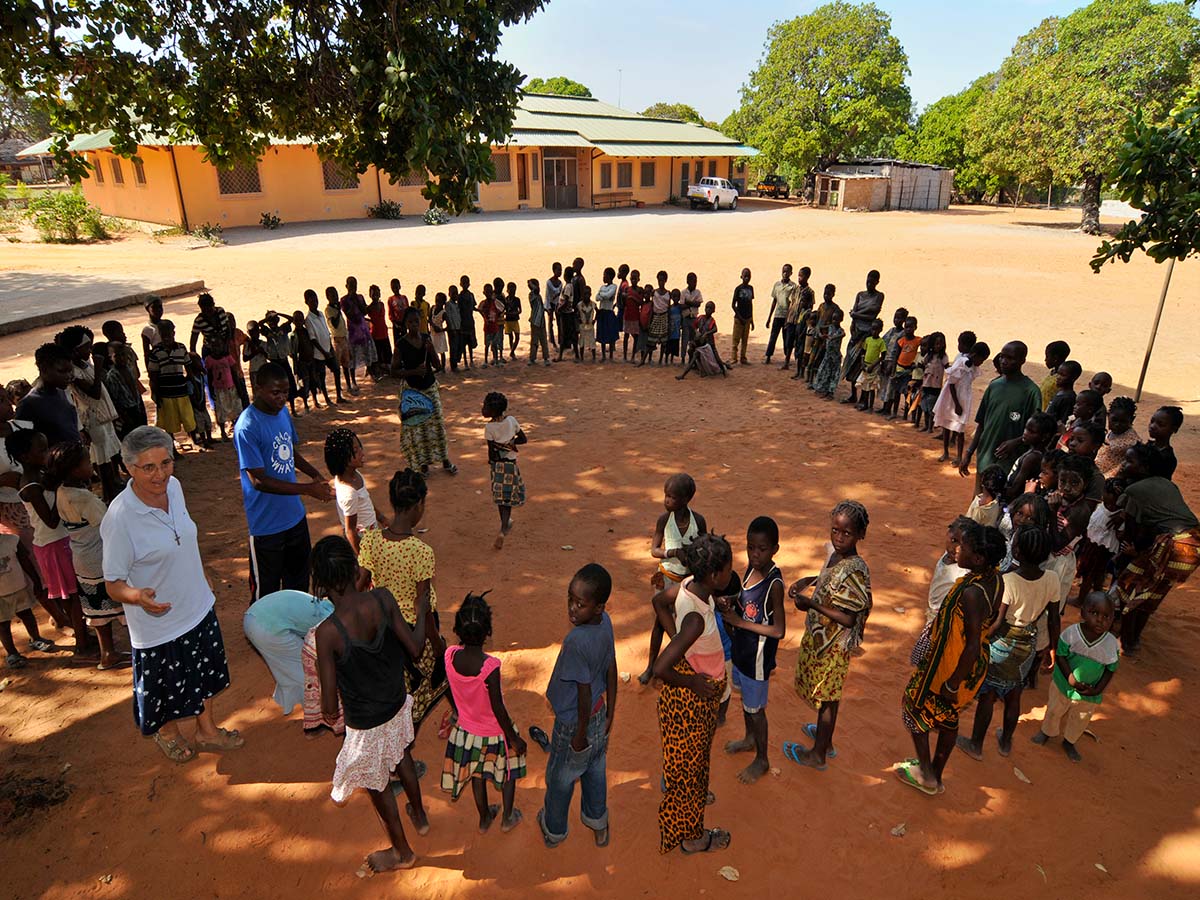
[0,272,204,336]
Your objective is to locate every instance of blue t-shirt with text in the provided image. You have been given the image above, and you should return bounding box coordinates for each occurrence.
[233,404,306,537]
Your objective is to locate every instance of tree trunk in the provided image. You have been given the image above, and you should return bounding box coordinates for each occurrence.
[1080,172,1102,234]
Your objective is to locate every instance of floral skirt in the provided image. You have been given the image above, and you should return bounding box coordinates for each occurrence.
[302,626,345,735]
[0,500,33,549]
[794,632,851,708]
[132,608,230,735]
[490,460,526,507]
[79,579,125,628]
[331,695,414,803]
[441,724,527,799]
[982,624,1037,697]
[399,383,449,468]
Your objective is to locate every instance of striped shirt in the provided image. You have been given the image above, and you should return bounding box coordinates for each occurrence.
[147,342,190,399]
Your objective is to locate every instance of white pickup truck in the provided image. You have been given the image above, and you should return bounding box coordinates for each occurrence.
[687,177,739,210]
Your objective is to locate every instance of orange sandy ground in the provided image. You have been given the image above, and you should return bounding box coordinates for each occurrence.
[0,203,1197,899]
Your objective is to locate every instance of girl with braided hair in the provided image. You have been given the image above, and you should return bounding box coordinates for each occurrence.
[784,500,873,771]
[357,468,448,739]
[441,592,528,834]
[483,392,527,550]
[652,532,734,855]
[324,427,389,555]
[312,535,430,873]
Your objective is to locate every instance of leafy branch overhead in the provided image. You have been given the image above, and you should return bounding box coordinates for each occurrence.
[0,0,545,213]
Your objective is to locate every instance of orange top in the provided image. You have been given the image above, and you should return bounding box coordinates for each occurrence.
[897,335,921,368]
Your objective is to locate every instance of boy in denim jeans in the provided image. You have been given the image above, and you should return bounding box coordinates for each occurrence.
[537,563,618,848]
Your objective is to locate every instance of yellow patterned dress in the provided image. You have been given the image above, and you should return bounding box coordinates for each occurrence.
[357,528,447,727]
[794,554,872,708]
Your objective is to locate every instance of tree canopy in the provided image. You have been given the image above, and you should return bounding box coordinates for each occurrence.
[893,75,999,202]
[0,0,545,213]
[967,0,1200,232]
[0,87,51,142]
[1092,85,1200,270]
[641,102,714,128]
[523,76,592,97]
[733,2,911,188]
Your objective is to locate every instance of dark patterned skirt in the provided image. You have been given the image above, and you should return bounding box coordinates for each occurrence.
[441,724,527,799]
[132,608,231,735]
[79,579,125,628]
[490,459,526,507]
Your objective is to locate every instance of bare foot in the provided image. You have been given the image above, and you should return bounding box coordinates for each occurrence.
[1062,740,1082,762]
[951,457,963,468]
[724,736,755,755]
[501,808,523,833]
[405,802,431,836]
[737,758,770,784]
[955,735,984,761]
[637,666,655,686]
[494,532,505,550]
[479,803,499,834]
[1031,731,1050,746]
[994,727,1012,758]
[936,453,950,462]
[364,847,416,874]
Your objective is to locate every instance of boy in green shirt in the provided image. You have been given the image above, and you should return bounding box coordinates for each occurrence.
[854,319,887,412]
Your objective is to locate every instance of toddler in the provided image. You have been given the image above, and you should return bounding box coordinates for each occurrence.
[483,392,527,549]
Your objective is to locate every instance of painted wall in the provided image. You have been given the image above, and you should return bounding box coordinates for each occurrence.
[78,148,183,225]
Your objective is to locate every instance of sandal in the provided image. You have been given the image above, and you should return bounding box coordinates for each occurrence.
[442,462,458,475]
[529,726,551,752]
[153,732,196,764]
[680,828,731,854]
[802,722,837,758]
[5,652,27,669]
[28,638,59,653]
[193,727,245,752]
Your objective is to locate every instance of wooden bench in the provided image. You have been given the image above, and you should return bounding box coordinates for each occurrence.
[591,191,636,209]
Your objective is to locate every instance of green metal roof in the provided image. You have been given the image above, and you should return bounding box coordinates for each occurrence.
[16,137,57,157]
[506,129,593,148]
[592,141,758,158]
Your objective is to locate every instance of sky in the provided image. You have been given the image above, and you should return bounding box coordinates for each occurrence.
[500,0,1098,121]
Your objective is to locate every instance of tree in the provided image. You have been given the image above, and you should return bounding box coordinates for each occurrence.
[523,76,592,97]
[733,2,911,196]
[641,102,714,128]
[893,75,1002,202]
[968,0,1200,233]
[0,87,52,142]
[0,1,545,213]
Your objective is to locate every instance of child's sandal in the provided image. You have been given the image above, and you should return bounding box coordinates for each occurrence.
[153,732,196,764]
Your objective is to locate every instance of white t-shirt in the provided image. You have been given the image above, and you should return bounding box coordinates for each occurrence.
[0,533,27,594]
[484,416,520,461]
[334,475,377,533]
[0,419,33,504]
[101,476,214,649]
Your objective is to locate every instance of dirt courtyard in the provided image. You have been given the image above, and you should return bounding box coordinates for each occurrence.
[0,203,1197,899]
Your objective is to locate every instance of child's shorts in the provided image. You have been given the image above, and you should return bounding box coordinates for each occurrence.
[0,586,34,621]
[503,321,520,335]
[487,331,504,352]
[733,668,769,713]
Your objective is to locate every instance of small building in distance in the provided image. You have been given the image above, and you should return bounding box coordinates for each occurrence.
[19,94,757,229]
[814,159,953,212]
[2,138,57,184]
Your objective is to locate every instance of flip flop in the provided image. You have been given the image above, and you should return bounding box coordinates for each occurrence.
[894,762,938,796]
[680,828,731,854]
[536,809,564,849]
[802,722,838,758]
[529,726,550,752]
[782,740,827,771]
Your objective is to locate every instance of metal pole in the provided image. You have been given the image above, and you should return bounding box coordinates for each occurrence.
[1135,256,1175,403]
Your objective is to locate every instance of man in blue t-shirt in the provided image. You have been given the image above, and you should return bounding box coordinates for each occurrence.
[233,362,331,601]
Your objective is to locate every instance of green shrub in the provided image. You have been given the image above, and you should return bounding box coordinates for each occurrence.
[26,188,106,242]
[191,222,225,244]
[260,211,282,229]
[367,199,404,219]
[423,206,449,225]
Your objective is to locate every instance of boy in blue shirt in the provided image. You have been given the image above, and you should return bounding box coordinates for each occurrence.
[233,362,331,602]
[538,564,618,849]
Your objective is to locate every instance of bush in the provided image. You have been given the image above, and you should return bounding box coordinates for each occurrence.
[423,206,449,226]
[26,188,107,242]
[191,222,225,244]
[367,199,404,219]
[259,211,282,229]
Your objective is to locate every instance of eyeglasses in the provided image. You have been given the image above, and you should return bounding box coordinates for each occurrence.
[131,459,176,476]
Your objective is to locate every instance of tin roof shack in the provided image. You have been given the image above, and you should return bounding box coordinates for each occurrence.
[825,159,953,211]
[813,172,889,211]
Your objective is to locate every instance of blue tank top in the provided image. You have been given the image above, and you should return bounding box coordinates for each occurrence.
[731,565,783,680]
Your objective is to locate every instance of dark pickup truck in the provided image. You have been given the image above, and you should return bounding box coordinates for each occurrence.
[755,175,789,198]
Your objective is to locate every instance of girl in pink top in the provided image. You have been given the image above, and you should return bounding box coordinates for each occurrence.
[203,337,244,440]
[441,592,527,834]
[651,533,734,855]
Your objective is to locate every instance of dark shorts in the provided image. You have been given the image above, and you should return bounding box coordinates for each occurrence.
[248,517,311,601]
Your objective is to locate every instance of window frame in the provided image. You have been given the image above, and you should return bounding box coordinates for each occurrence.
[599,162,612,190]
[133,158,147,186]
[640,160,655,188]
[93,155,104,184]
[616,162,633,189]
[216,161,263,196]
[110,157,124,186]
[491,152,512,183]
[320,158,360,191]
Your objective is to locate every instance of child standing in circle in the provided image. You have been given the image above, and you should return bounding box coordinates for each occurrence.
[483,392,527,550]
[313,535,430,874]
[324,427,389,556]
[441,592,527,833]
[810,309,845,399]
[785,501,873,771]
[640,473,707,684]
[653,534,734,855]
[721,516,785,784]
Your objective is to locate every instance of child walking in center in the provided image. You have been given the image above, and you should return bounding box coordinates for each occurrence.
[784,501,873,771]
[537,564,617,849]
[640,473,707,684]
[1032,591,1118,761]
[324,428,389,556]
[442,592,527,833]
[721,516,785,784]
[313,536,431,874]
[483,392,526,550]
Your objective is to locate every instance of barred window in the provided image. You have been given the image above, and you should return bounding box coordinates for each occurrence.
[133,158,147,185]
[110,157,125,185]
[217,162,262,195]
[599,162,612,190]
[397,170,427,188]
[708,160,717,177]
[93,156,104,184]
[321,158,359,191]
[616,162,632,189]
[640,161,655,188]
[491,153,511,182]
[531,153,539,180]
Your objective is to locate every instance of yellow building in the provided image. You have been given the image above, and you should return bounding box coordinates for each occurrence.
[23,94,757,229]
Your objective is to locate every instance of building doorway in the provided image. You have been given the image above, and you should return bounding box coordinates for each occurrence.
[543,155,578,209]
[679,161,689,198]
[517,153,528,202]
